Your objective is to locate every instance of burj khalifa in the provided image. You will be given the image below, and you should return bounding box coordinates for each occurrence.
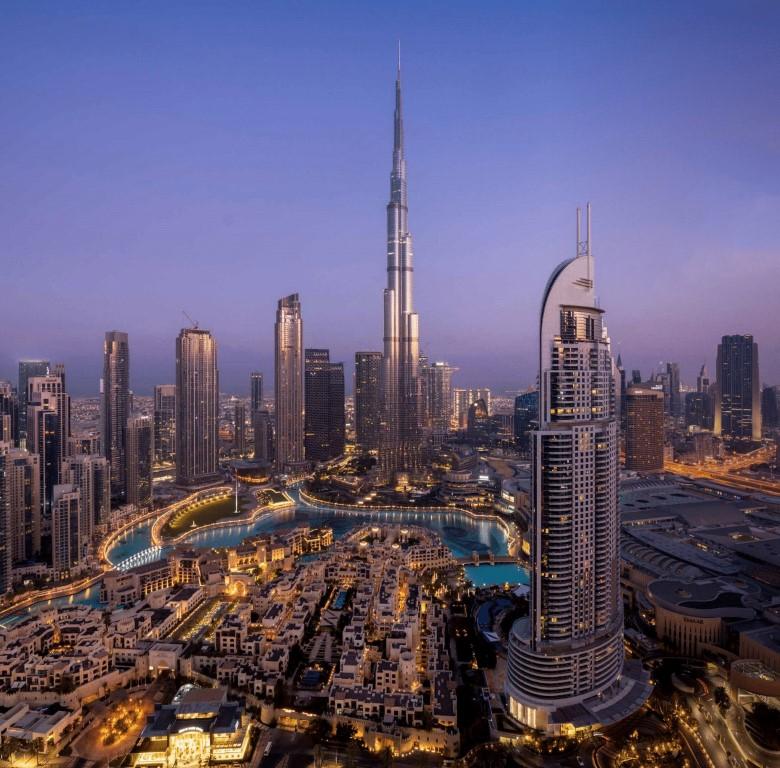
[381,52,423,477]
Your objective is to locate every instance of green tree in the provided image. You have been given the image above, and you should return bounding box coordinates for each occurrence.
[307,717,332,744]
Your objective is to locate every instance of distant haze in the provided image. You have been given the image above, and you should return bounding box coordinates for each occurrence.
[2,2,779,395]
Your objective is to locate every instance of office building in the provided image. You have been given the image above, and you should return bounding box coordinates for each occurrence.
[453,388,492,430]
[51,484,81,579]
[513,390,538,453]
[233,399,247,455]
[425,362,456,440]
[153,384,176,463]
[697,364,710,393]
[354,352,383,452]
[304,349,345,463]
[625,386,665,472]
[0,448,11,594]
[61,454,110,550]
[252,411,274,463]
[685,391,714,431]
[0,444,40,563]
[17,360,49,444]
[176,328,220,487]
[250,372,263,414]
[275,294,305,471]
[381,56,423,476]
[762,386,779,431]
[126,415,153,508]
[102,331,130,500]
[27,371,70,515]
[714,335,761,441]
[0,382,18,445]
[506,206,650,733]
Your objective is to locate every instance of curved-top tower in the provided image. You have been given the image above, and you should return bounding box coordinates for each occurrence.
[505,206,651,734]
[381,50,422,477]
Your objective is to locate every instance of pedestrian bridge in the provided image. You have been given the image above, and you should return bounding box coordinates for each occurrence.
[115,546,164,572]
[455,553,525,566]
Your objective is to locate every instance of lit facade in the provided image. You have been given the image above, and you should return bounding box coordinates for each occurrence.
[381,58,423,476]
[505,206,650,734]
[714,334,761,441]
[102,331,130,500]
[355,351,382,452]
[625,386,664,472]
[153,384,176,463]
[274,294,305,471]
[127,414,153,508]
[175,328,219,487]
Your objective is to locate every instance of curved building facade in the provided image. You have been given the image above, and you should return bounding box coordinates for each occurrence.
[506,207,651,734]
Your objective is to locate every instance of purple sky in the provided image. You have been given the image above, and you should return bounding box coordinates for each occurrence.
[2,2,779,396]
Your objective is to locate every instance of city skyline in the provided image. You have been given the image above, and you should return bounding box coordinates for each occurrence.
[3,3,779,396]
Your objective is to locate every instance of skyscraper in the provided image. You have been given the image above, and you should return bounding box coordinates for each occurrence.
[513,390,538,453]
[275,294,304,471]
[685,391,714,430]
[0,444,41,563]
[233,399,247,455]
[425,362,456,440]
[27,370,70,516]
[453,388,492,430]
[381,54,423,476]
[250,372,264,415]
[61,454,110,551]
[17,360,49,444]
[665,362,681,418]
[253,411,274,464]
[625,386,665,472]
[102,331,130,500]
[153,384,176,463]
[354,352,383,453]
[176,327,220,487]
[127,415,154,508]
[696,363,710,393]
[51,484,81,579]
[714,334,761,441]
[762,386,779,431]
[304,349,345,463]
[506,206,649,733]
[0,381,18,445]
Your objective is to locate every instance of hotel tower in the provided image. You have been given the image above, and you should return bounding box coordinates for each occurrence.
[505,206,650,734]
[381,52,423,476]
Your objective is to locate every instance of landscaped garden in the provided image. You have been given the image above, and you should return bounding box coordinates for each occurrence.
[160,494,246,539]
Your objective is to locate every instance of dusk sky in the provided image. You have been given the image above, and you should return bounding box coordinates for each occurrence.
[2,1,779,397]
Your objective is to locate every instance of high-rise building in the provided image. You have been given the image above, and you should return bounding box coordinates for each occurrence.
[102,331,130,501]
[714,335,761,441]
[250,372,264,415]
[665,362,681,418]
[425,362,456,440]
[153,384,176,463]
[625,386,665,472]
[513,390,538,453]
[304,349,345,463]
[51,483,81,579]
[354,352,383,453]
[127,415,153,508]
[453,388,492,430]
[762,386,779,431]
[233,399,247,455]
[61,454,110,551]
[685,391,714,430]
[27,371,70,515]
[381,55,423,476]
[17,360,49,444]
[275,294,304,471]
[253,411,274,463]
[631,369,642,385]
[176,328,220,487]
[506,206,649,733]
[0,382,18,445]
[696,364,710,393]
[0,444,41,563]
[616,354,626,427]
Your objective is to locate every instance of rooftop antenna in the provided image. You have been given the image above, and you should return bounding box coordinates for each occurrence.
[182,310,198,329]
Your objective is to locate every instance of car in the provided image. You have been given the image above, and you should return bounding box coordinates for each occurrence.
[263,741,273,757]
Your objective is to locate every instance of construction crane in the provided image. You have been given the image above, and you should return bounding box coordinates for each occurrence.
[182,310,199,329]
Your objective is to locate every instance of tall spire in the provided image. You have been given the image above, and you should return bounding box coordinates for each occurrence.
[391,42,406,206]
